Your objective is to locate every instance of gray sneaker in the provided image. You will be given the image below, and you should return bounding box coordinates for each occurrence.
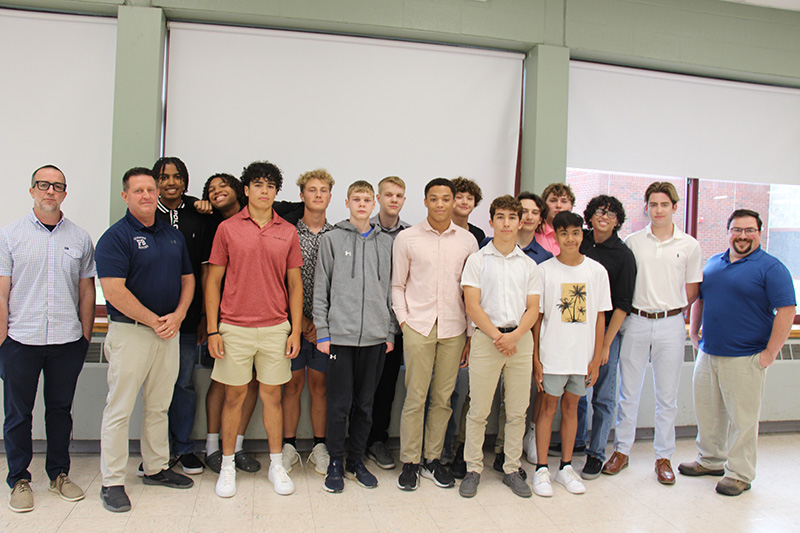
[366,441,396,470]
[8,479,34,513]
[101,485,131,513]
[282,443,301,472]
[503,470,532,498]
[459,471,480,498]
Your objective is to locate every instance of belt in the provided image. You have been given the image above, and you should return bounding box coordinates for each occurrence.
[631,308,682,320]
[497,326,517,333]
[108,315,138,325]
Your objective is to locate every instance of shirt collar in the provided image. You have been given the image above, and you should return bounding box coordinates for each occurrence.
[645,223,682,241]
[483,240,526,259]
[584,228,621,248]
[157,197,185,213]
[28,209,65,230]
[238,205,284,227]
[722,246,764,264]
[124,209,156,231]
[370,214,409,233]
[422,218,457,235]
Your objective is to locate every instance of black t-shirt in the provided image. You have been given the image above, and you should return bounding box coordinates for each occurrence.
[467,223,486,246]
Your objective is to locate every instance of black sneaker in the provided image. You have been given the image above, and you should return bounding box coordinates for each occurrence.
[366,441,396,470]
[421,459,455,488]
[177,453,204,475]
[450,444,467,480]
[101,485,131,513]
[396,463,420,491]
[345,458,378,489]
[142,469,194,489]
[548,442,585,457]
[323,459,345,493]
[493,451,505,473]
[581,456,603,480]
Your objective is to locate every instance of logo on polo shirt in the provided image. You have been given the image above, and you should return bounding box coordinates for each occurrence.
[134,236,149,250]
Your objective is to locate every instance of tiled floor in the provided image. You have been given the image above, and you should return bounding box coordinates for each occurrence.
[1,433,799,532]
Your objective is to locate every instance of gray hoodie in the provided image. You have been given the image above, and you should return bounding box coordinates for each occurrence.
[313,219,397,347]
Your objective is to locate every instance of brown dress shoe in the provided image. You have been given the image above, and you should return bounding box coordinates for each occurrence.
[715,476,751,496]
[678,461,724,477]
[602,451,629,475]
[656,458,676,485]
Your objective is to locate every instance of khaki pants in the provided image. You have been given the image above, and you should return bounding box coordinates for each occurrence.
[464,329,532,474]
[100,322,179,485]
[693,349,766,483]
[456,386,506,452]
[399,323,465,464]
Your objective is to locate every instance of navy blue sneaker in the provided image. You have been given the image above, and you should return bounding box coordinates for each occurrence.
[324,459,345,493]
[345,458,378,489]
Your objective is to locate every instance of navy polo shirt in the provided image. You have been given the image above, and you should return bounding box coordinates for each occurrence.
[699,247,796,357]
[96,210,193,319]
[480,236,553,265]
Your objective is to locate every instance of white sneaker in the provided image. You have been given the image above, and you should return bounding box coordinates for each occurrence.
[269,464,295,496]
[282,443,301,473]
[533,467,553,497]
[523,429,537,464]
[555,465,586,494]
[215,464,237,498]
[308,443,330,475]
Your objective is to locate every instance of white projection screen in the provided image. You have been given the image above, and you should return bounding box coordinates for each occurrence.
[567,61,800,185]
[164,23,523,229]
[0,9,116,243]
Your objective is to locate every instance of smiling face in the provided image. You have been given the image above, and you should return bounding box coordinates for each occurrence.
[545,193,573,223]
[157,163,186,203]
[646,191,678,229]
[30,167,67,215]
[453,191,476,219]
[555,224,583,254]
[300,178,332,214]
[728,215,761,259]
[590,204,618,238]
[207,177,239,212]
[377,182,406,218]
[245,177,277,211]
[520,198,542,233]
[424,185,455,225]
[122,174,158,221]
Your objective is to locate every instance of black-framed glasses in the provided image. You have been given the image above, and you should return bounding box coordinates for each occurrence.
[594,208,618,219]
[730,227,759,236]
[33,180,66,193]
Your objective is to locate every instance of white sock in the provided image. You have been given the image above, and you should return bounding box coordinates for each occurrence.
[235,435,245,453]
[206,433,220,455]
[221,454,234,469]
[270,453,282,468]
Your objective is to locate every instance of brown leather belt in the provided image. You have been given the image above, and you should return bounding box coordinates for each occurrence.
[632,307,682,320]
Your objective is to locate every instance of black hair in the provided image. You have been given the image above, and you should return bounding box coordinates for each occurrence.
[241,161,283,191]
[727,209,762,231]
[552,211,584,232]
[203,173,247,207]
[122,167,156,192]
[152,157,190,190]
[424,177,455,197]
[584,195,626,231]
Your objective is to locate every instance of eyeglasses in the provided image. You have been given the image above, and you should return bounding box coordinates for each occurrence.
[730,227,759,236]
[594,208,618,219]
[33,180,66,193]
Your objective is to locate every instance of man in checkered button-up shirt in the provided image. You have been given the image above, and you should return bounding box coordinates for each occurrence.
[0,165,96,512]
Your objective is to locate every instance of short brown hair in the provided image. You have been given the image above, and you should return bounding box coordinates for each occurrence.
[347,180,374,198]
[452,177,483,206]
[644,181,680,205]
[489,195,522,219]
[541,182,575,205]
[297,168,335,192]
[377,176,406,194]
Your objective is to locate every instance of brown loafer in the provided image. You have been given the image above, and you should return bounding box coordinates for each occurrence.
[656,458,676,485]
[678,461,724,477]
[715,476,751,496]
[602,451,629,475]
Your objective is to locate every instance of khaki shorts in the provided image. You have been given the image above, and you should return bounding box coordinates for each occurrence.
[542,373,586,397]
[211,321,292,386]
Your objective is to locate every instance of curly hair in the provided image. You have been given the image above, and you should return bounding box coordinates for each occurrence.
[489,195,522,219]
[297,168,335,192]
[541,182,575,205]
[152,157,190,190]
[241,161,283,191]
[584,195,626,231]
[203,173,247,207]
[452,177,483,206]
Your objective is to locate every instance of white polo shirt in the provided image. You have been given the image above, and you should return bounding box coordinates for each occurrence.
[625,223,703,312]
[460,241,541,328]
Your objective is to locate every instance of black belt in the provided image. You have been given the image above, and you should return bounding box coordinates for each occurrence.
[108,315,138,324]
[632,308,682,320]
[497,326,517,333]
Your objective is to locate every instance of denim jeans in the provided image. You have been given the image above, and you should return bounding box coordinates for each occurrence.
[0,337,88,487]
[168,333,198,456]
[576,331,621,462]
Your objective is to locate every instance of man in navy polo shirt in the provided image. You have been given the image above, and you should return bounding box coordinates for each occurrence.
[680,209,795,496]
[95,167,196,512]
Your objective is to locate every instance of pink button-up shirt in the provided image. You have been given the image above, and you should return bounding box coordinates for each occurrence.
[534,222,560,256]
[391,219,478,339]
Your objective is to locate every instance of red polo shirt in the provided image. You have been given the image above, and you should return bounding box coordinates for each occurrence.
[208,207,303,328]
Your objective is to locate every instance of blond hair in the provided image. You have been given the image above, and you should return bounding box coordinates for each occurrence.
[347,180,374,198]
[377,176,406,194]
[297,168,335,192]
